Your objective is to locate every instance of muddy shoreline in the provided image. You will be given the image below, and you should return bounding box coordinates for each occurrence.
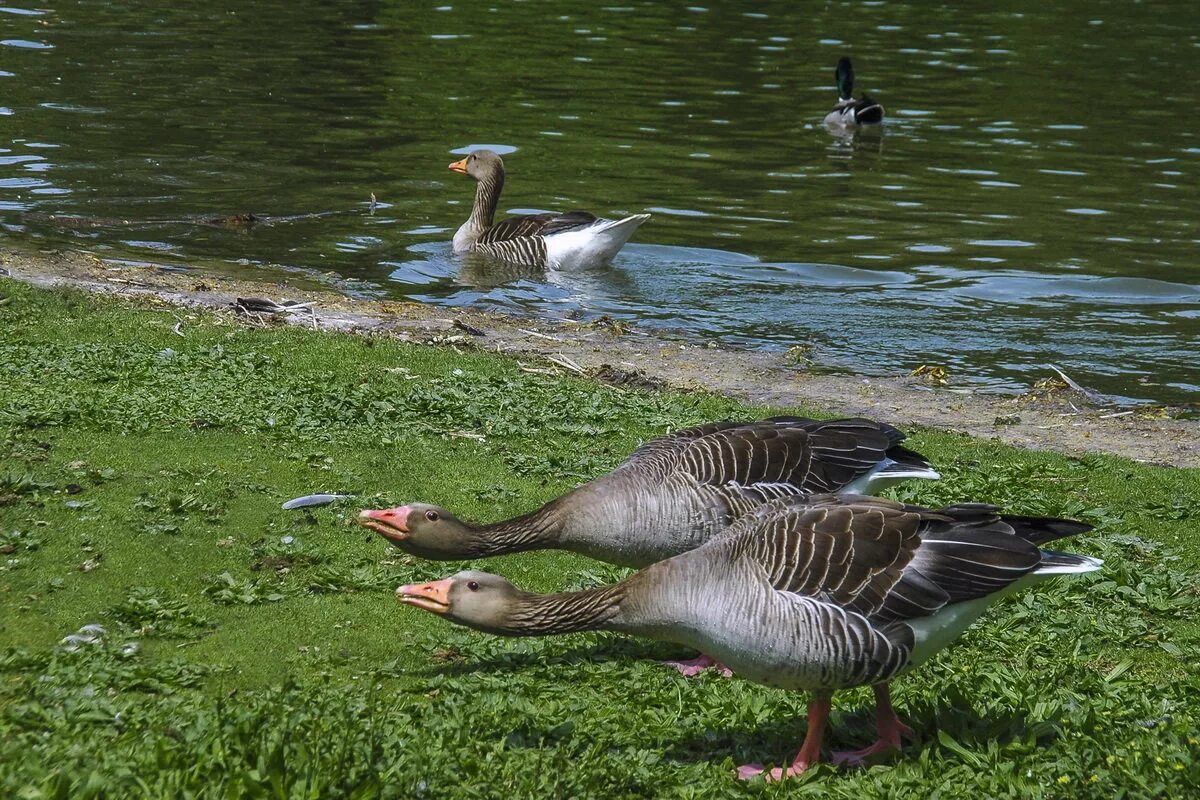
[3,245,1197,468]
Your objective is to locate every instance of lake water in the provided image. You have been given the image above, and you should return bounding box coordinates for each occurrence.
[2,1,1198,405]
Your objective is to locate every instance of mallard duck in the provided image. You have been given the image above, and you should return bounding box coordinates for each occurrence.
[397,495,1099,780]
[823,57,885,129]
[448,149,650,269]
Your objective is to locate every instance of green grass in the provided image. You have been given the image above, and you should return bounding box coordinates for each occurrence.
[1,279,1198,798]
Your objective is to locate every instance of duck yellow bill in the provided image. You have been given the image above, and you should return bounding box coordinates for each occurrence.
[448,157,469,173]
[397,578,454,613]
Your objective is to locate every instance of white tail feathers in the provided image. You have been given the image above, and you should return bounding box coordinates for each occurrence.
[1035,553,1104,575]
[591,213,651,250]
[842,460,941,495]
[544,213,651,270]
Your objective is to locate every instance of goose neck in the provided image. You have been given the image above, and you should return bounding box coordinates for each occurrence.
[499,582,628,636]
[472,500,566,556]
[467,167,504,232]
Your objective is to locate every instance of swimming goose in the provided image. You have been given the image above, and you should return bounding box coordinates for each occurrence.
[397,495,1100,780]
[359,417,938,569]
[823,57,885,129]
[448,149,650,269]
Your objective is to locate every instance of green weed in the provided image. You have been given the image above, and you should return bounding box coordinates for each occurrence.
[0,280,1197,797]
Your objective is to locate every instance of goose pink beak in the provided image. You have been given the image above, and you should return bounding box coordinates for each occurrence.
[358,506,413,542]
[397,578,454,613]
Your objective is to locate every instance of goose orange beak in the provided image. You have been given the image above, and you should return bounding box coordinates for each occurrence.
[358,506,412,542]
[448,157,469,174]
[397,578,454,613]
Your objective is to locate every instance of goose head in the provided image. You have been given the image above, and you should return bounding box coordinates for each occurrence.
[397,570,523,633]
[448,149,504,182]
[358,503,477,560]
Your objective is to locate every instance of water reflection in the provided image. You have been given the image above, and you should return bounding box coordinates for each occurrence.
[0,0,1197,404]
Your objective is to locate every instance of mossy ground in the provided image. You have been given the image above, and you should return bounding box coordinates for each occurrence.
[1,280,1197,798]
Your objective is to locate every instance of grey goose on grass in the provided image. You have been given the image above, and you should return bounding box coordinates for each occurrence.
[823,57,885,130]
[360,416,937,676]
[449,149,650,269]
[396,494,1100,780]
[359,417,937,569]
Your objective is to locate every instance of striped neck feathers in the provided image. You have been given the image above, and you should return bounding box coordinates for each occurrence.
[484,582,627,636]
[467,499,565,556]
[466,168,504,236]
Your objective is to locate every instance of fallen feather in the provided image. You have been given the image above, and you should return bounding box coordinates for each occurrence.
[281,493,351,510]
[546,353,585,374]
[517,327,562,342]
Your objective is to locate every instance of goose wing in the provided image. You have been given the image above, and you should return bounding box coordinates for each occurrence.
[479,211,599,245]
[726,495,1093,623]
[618,417,914,495]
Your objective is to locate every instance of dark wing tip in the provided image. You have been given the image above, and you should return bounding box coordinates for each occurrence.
[885,443,932,468]
[1003,515,1095,546]
[856,98,885,125]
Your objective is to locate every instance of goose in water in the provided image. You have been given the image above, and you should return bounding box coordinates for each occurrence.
[448,149,650,269]
[823,57,885,130]
[360,416,937,676]
[397,495,1100,780]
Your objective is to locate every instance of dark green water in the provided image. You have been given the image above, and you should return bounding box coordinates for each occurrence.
[3,1,1198,404]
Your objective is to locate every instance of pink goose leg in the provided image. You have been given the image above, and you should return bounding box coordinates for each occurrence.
[663,653,733,678]
[831,683,915,767]
[737,691,832,781]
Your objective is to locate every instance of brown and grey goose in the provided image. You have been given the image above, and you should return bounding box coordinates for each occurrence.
[449,149,650,269]
[397,494,1100,780]
[360,416,937,676]
[359,417,937,569]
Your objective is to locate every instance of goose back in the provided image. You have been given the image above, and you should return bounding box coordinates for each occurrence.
[614,495,1097,690]
[543,418,936,568]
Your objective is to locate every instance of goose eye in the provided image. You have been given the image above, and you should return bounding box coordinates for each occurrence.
[467,581,479,591]
[425,510,439,522]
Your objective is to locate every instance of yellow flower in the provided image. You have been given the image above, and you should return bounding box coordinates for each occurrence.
[1058,776,1071,785]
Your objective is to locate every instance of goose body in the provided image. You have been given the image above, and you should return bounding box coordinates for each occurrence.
[398,495,1100,779]
[823,57,885,130]
[359,417,939,568]
[449,149,649,270]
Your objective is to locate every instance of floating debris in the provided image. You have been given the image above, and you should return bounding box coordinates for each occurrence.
[1047,364,1110,406]
[911,364,949,386]
[281,493,350,510]
[232,297,316,315]
[452,319,485,337]
[588,363,666,392]
[546,353,586,375]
